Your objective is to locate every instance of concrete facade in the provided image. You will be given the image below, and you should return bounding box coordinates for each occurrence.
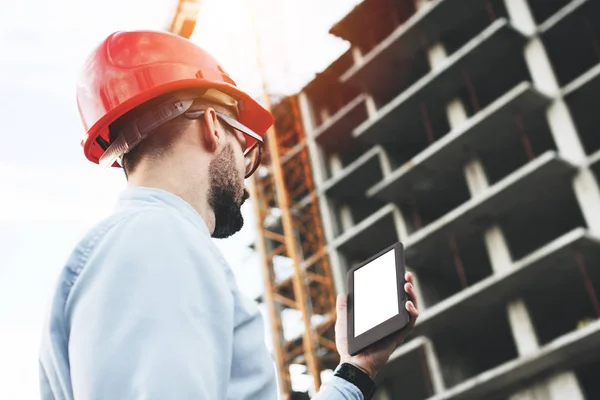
[296,0,600,398]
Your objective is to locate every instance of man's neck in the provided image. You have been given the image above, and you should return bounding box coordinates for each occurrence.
[127,169,215,234]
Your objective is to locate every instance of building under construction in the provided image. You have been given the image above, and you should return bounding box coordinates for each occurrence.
[250,0,600,399]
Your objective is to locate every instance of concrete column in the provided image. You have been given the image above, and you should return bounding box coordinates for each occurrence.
[339,206,354,232]
[351,46,363,66]
[453,100,541,364]
[509,371,585,400]
[503,1,588,397]
[320,108,331,126]
[365,94,378,119]
[425,35,543,393]
[545,371,585,400]
[328,153,343,177]
[508,0,600,235]
[427,43,447,71]
[503,0,536,35]
[298,92,328,187]
[298,91,348,294]
[423,337,446,394]
[506,300,540,356]
[414,0,430,12]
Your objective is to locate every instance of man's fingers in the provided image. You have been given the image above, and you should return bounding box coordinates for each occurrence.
[404,281,419,310]
[406,300,418,316]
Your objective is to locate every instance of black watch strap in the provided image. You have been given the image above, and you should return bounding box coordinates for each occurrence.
[334,362,376,399]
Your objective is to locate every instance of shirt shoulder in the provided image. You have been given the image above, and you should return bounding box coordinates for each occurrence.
[63,206,231,315]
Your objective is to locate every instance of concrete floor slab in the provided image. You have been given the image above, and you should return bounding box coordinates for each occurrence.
[376,337,440,399]
[427,318,600,400]
[413,228,600,336]
[341,0,492,91]
[353,19,529,144]
[563,63,600,105]
[404,151,577,266]
[322,146,383,200]
[332,204,398,263]
[314,95,369,155]
[538,0,591,35]
[367,82,551,203]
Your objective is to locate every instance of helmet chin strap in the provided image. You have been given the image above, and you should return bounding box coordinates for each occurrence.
[99,97,194,168]
[99,89,240,168]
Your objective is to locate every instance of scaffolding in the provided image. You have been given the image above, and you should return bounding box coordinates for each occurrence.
[248,93,339,398]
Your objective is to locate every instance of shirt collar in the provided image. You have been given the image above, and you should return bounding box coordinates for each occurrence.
[115,186,210,236]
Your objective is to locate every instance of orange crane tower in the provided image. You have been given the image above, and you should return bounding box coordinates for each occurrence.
[169,3,339,397]
[247,11,339,397]
[169,0,202,38]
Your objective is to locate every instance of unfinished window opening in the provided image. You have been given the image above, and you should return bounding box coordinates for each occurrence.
[304,51,361,129]
[381,103,452,172]
[328,154,388,231]
[542,2,600,88]
[339,211,399,271]
[412,235,493,308]
[372,48,431,110]
[528,0,573,26]
[446,84,478,124]
[469,51,531,114]
[346,198,387,228]
[479,111,557,186]
[380,135,429,174]
[439,0,509,56]
[350,0,418,56]
[576,357,600,399]
[499,184,584,261]
[339,145,376,170]
[413,256,463,308]
[324,149,367,181]
[523,247,600,347]
[399,172,471,234]
[453,234,494,287]
[444,43,531,132]
[565,70,600,156]
[433,304,518,388]
[375,351,434,400]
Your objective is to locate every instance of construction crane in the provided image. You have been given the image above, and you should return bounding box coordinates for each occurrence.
[169,2,338,398]
[247,5,339,398]
[169,0,202,38]
[248,94,339,398]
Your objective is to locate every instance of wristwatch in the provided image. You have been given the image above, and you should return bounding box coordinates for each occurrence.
[334,362,376,399]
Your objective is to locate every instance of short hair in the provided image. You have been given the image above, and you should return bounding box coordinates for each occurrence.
[108,93,238,179]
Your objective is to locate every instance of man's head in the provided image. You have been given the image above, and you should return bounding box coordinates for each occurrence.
[108,92,258,238]
[76,30,274,237]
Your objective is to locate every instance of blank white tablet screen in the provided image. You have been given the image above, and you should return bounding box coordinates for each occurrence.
[354,248,399,337]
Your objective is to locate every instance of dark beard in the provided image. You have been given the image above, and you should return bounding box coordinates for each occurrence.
[208,143,248,239]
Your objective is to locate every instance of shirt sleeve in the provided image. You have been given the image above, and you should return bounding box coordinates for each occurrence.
[64,210,234,400]
[312,376,364,400]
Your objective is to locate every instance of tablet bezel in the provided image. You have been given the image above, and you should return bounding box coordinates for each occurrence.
[347,242,409,356]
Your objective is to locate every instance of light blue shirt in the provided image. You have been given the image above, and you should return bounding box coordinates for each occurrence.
[39,187,364,399]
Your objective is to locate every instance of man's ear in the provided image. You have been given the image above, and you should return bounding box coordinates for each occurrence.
[199,107,222,153]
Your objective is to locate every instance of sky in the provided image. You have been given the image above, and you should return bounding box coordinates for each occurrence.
[0,0,359,397]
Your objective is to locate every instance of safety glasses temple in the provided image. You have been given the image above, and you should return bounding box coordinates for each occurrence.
[184,110,264,147]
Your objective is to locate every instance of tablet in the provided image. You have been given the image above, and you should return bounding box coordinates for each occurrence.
[347,242,410,356]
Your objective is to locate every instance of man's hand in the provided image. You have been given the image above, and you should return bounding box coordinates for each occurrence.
[334,272,419,379]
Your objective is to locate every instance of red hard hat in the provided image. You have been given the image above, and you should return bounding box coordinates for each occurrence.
[76,30,273,165]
